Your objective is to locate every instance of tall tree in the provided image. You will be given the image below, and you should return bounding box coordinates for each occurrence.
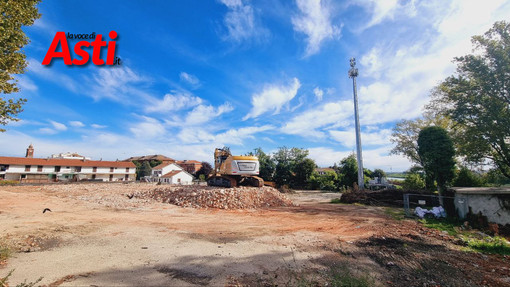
[417,126,456,194]
[273,147,311,187]
[428,21,510,179]
[372,168,386,179]
[294,158,316,187]
[337,153,359,189]
[390,112,455,167]
[0,0,41,131]
[138,161,152,179]
[196,162,213,178]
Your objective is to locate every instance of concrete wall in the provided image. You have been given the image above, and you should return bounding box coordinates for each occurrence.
[454,187,510,225]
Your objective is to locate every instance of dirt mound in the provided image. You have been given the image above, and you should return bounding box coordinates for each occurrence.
[138,186,294,209]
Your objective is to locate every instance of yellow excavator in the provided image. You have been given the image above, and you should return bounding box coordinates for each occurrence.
[207,147,264,188]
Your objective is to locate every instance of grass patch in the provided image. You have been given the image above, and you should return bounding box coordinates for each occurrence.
[417,217,462,236]
[0,242,11,262]
[328,267,375,287]
[417,217,510,255]
[0,180,18,186]
[330,198,342,204]
[384,207,405,220]
[464,236,510,255]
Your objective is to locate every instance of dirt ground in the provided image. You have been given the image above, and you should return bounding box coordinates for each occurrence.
[0,183,509,286]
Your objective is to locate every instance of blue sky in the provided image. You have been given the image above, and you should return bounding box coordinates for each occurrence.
[2,0,509,171]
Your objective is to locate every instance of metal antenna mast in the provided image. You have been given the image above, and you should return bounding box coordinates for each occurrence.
[348,58,364,190]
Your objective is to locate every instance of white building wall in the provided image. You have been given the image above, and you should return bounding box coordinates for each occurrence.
[1,163,135,182]
[170,172,193,185]
[152,163,183,178]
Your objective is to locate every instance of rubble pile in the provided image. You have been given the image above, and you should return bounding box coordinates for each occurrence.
[37,183,158,209]
[35,183,294,210]
[139,186,294,209]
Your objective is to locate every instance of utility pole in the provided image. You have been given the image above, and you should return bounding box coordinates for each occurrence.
[348,58,364,191]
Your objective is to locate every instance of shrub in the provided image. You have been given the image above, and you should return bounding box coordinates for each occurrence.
[453,167,484,187]
[0,180,18,186]
[402,173,425,190]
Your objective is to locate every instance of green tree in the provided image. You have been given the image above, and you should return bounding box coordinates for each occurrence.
[294,158,316,187]
[0,0,41,131]
[372,168,386,179]
[337,154,359,189]
[453,166,484,187]
[309,170,338,191]
[390,112,455,168]
[138,161,152,179]
[133,161,142,180]
[402,173,426,190]
[248,148,275,181]
[273,147,312,188]
[483,168,510,186]
[196,162,212,178]
[428,21,510,179]
[149,160,162,168]
[417,126,456,194]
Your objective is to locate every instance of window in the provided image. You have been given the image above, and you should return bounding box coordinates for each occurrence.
[55,166,61,172]
[126,167,129,172]
[37,165,43,172]
[0,165,8,171]
[92,167,97,172]
[25,165,31,172]
[92,174,96,180]
[75,166,82,172]
[110,167,114,172]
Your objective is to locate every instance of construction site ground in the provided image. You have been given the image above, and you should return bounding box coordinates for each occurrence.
[0,183,509,286]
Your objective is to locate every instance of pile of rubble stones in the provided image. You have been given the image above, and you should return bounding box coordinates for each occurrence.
[137,185,295,209]
[35,183,294,210]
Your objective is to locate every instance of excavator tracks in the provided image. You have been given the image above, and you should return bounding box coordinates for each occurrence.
[207,175,263,188]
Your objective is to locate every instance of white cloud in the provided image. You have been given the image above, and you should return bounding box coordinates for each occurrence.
[185,102,234,126]
[281,100,352,138]
[90,66,148,102]
[179,72,200,87]
[177,128,216,144]
[69,121,85,128]
[308,146,412,171]
[177,124,273,146]
[129,116,166,139]
[313,87,323,101]
[292,0,341,56]
[328,128,392,148]
[38,128,57,135]
[91,124,107,129]
[244,78,301,120]
[355,0,509,126]
[17,76,38,92]
[28,58,80,93]
[49,120,67,131]
[219,0,268,42]
[215,125,274,145]
[145,92,203,113]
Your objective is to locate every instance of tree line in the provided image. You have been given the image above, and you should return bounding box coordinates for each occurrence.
[391,21,510,194]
